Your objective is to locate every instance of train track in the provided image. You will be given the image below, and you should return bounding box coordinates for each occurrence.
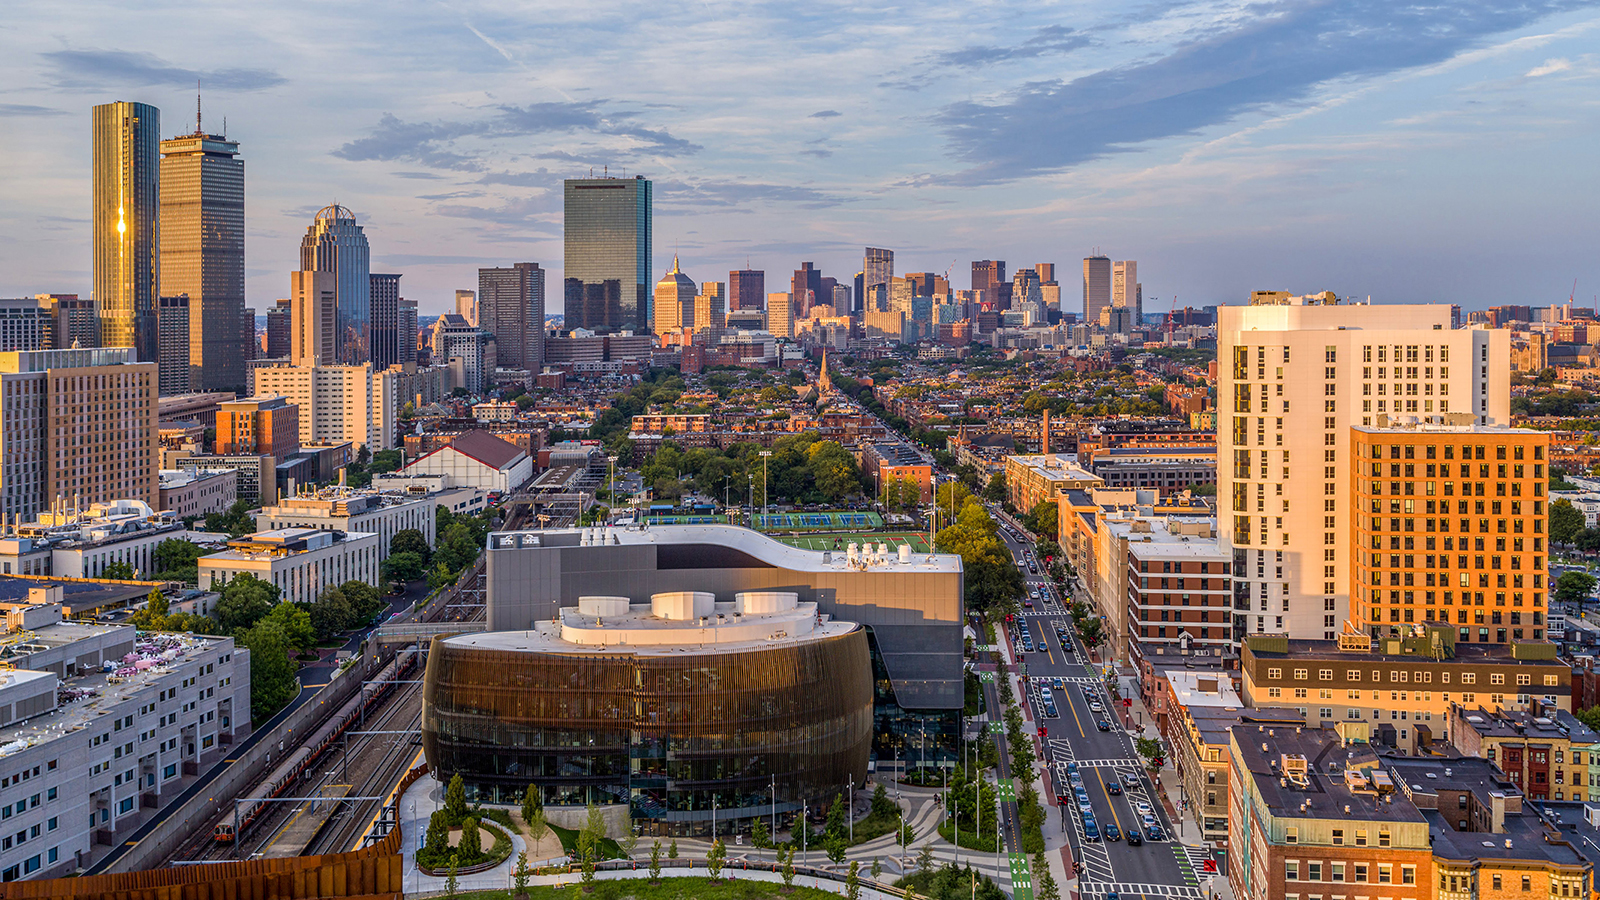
[304,682,424,855]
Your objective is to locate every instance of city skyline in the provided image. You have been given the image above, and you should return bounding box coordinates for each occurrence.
[4,4,1600,316]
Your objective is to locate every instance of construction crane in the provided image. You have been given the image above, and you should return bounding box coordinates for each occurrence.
[1164,295,1181,337]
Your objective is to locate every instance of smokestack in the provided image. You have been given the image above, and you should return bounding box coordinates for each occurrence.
[1042,408,1050,455]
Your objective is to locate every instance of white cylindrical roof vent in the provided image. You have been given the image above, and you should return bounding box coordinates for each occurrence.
[898,544,912,563]
[651,591,715,621]
[878,542,889,559]
[847,542,859,562]
[736,591,798,616]
[577,596,630,617]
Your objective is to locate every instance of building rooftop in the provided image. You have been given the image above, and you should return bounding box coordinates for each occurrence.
[1354,415,1540,435]
[1387,756,1589,867]
[1006,453,1097,482]
[1453,705,1600,744]
[202,528,376,562]
[1165,670,1244,708]
[1246,635,1565,666]
[1232,723,1429,825]
[486,524,964,574]
[1184,705,1303,749]
[1105,515,1223,557]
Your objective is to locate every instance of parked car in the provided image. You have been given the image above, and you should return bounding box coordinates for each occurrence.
[1083,819,1100,841]
[1106,780,1123,796]
[1096,719,1111,731]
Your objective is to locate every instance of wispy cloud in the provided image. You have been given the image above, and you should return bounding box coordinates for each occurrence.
[41,48,286,91]
[0,103,66,116]
[935,25,1091,69]
[936,0,1593,184]
[1528,56,1573,75]
[809,109,842,118]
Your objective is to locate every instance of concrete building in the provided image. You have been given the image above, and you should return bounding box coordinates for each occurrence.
[1085,445,1216,494]
[159,128,245,392]
[1350,419,1550,642]
[297,205,371,365]
[0,499,186,580]
[174,454,275,506]
[155,295,191,396]
[1446,705,1599,801]
[0,348,159,526]
[1240,630,1569,755]
[455,289,477,326]
[478,263,544,380]
[1218,294,1510,642]
[254,489,437,553]
[1112,259,1140,324]
[214,395,299,459]
[158,468,237,519]
[1003,453,1102,513]
[400,430,531,494]
[1167,697,1301,846]
[766,292,793,339]
[861,442,933,504]
[1082,255,1111,326]
[652,256,695,335]
[426,314,494,394]
[289,270,337,367]
[369,273,401,371]
[93,102,161,365]
[34,295,97,351]
[0,299,50,352]
[1121,516,1232,656]
[265,298,291,361]
[250,364,397,452]
[198,527,380,605]
[0,591,248,879]
[728,269,764,311]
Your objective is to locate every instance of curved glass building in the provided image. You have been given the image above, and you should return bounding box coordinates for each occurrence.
[423,590,873,834]
[298,204,371,365]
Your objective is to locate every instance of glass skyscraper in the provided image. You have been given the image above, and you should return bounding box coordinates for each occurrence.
[160,129,245,391]
[563,176,651,333]
[92,101,161,362]
[298,205,371,365]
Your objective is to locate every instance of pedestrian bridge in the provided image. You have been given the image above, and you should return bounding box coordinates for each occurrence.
[372,622,487,645]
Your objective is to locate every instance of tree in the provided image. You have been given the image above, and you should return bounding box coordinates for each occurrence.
[521,783,542,829]
[1034,852,1060,900]
[847,860,861,900]
[215,573,280,632]
[260,602,315,653]
[340,580,385,623]
[577,829,598,887]
[100,560,137,580]
[445,773,467,823]
[1135,737,1164,771]
[917,843,935,873]
[445,856,459,900]
[526,807,547,844]
[457,817,482,861]
[780,844,795,888]
[1553,499,1586,544]
[649,839,662,881]
[204,499,256,539]
[1026,501,1057,539]
[871,857,883,880]
[981,471,1007,503]
[825,833,847,864]
[382,551,427,584]
[706,838,726,879]
[306,586,355,641]
[426,809,449,853]
[236,619,297,721]
[871,783,894,819]
[1554,571,1598,607]
[668,837,678,859]
[1578,707,1600,733]
[751,816,769,849]
[391,528,432,562]
[513,851,532,899]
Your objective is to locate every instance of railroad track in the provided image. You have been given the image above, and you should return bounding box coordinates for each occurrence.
[304,682,424,855]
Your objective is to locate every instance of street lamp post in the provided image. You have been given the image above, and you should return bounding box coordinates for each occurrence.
[759,450,773,530]
[607,455,617,516]
[770,776,776,848]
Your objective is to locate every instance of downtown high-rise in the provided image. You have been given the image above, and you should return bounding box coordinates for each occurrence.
[971,260,1006,308]
[92,101,161,363]
[159,126,246,391]
[563,176,652,333]
[863,248,893,310]
[370,272,402,370]
[1083,255,1111,325]
[728,270,764,311]
[298,204,371,365]
[479,263,545,378]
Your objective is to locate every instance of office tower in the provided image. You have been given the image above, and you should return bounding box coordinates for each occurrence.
[792,263,823,318]
[240,307,257,363]
[0,348,158,524]
[729,270,765,311]
[290,270,337,366]
[653,256,696,333]
[1216,294,1510,649]
[853,272,864,314]
[1083,255,1111,325]
[397,298,418,368]
[252,364,397,452]
[971,260,1006,308]
[92,101,161,363]
[1349,421,1548,643]
[35,294,98,349]
[370,273,402,370]
[818,276,838,311]
[424,315,495,395]
[768,292,794,338]
[563,176,652,333]
[1035,263,1055,283]
[266,298,293,359]
[863,248,893,308]
[905,273,937,297]
[156,294,190,395]
[455,289,478,326]
[0,299,50,351]
[1112,260,1141,325]
[298,204,371,364]
[160,124,245,392]
[831,283,851,310]
[216,395,300,458]
[479,263,545,377]
[694,282,726,333]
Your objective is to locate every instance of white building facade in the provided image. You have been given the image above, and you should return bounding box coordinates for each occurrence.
[198,528,381,605]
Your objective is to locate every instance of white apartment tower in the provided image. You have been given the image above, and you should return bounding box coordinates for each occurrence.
[1217,292,1509,642]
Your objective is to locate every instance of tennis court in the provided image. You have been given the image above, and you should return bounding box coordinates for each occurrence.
[775,532,934,553]
[753,511,884,531]
[643,514,731,525]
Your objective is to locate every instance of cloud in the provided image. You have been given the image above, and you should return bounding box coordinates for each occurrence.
[809,109,842,118]
[334,102,701,172]
[0,104,66,116]
[392,171,445,180]
[41,49,286,91]
[935,25,1091,69]
[477,169,561,187]
[1527,57,1573,75]
[655,179,846,210]
[800,148,834,158]
[936,0,1592,184]
[416,190,485,201]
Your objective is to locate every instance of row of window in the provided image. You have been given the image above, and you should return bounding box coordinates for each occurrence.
[1262,667,1557,686]
[1284,859,1415,885]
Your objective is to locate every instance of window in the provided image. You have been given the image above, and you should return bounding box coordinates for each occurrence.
[1307,862,1322,881]
[1355,829,1368,846]
[1319,669,1333,680]
[1268,667,1282,680]
[1353,864,1368,883]
[1379,828,1391,847]
[1294,668,1308,680]
[1286,826,1298,844]
[1378,864,1392,884]
[1402,866,1416,885]
[1493,874,1502,890]
[1491,673,1505,685]
[1331,828,1344,845]
[1286,861,1299,880]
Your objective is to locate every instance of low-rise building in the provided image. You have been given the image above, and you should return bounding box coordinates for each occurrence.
[860,442,933,504]
[1241,630,1571,755]
[254,489,437,552]
[1166,690,1301,846]
[198,527,380,605]
[1122,516,1232,656]
[157,469,237,519]
[173,453,276,506]
[1084,445,1216,495]
[0,500,187,580]
[400,430,532,494]
[1003,453,1101,512]
[1446,704,1600,802]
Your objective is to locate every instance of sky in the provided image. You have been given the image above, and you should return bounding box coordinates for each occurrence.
[2,0,1599,318]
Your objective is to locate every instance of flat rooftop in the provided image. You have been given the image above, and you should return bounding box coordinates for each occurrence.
[1387,757,1587,866]
[1247,637,1565,666]
[444,614,857,657]
[1233,724,1429,825]
[1007,454,1097,482]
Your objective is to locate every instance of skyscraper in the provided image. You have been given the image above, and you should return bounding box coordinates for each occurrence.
[971,261,1006,308]
[266,298,292,359]
[370,273,402,370]
[34,294,97,349]
[729,270,764,311]
[1215,293,1509,647]
[792,263,822,318]
[653,257,696,334]
[1082,255,1111,325]
[863,248,893,310]
[479,263,545,377]
[156,294,190,395]
[455,289,478,326]
[1112,260,1141,325]
[298,204,371,364]
[397,298,418,368]
[0,299,49,352]
[563,176,652,333]
[694,281,726,334]
[160,123,245,392]
[290,270,337,367]
[92,101,160,363]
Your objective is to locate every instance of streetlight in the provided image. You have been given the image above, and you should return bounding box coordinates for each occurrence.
[759,450,773,531]
[607,455,618,518]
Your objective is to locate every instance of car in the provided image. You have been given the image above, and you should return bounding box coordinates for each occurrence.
[1121,772,1141,788]
[1044,704,1058,718]
[1064,761,1078,774]
[1105,780,1123,796]
[1041,687,1054,703]
[1023,599,1034,609]
[1028,565,1038,574]
[1103,822,1121,841]
[1147,825,1167,841]
[1082,820,1100,841]
[1125,829,1143,846]
[1134,801,1154,818]
[1088,699,1105,713]
[1096,719,1111,731]
[1053,677,1065,690]
[1077,801,1093,815]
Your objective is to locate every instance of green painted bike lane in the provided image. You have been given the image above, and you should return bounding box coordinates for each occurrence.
[1007,852,1034,900]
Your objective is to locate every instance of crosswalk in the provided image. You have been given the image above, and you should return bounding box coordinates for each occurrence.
[1052,757,1141,771]
[1078,881,1206,899]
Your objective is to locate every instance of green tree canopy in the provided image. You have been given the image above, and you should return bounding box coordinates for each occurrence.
[936,498,1023,614]
[390,528,431,561]
[1551,499,1586,544]
[215,573,281,632]
[237,618,298,721]
[153,538,207,582]
[1554,571,1598,606]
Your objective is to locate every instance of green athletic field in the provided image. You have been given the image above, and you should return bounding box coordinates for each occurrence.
[752,510,884,531]
[774,532,933,553]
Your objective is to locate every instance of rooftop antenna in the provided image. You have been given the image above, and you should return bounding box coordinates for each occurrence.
[196,79,201,133]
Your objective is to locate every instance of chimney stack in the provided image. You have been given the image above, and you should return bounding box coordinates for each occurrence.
[1042,408,1050,455]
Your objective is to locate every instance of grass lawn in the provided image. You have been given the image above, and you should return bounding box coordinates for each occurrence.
[848,809,903,846]
[440,878,848,900]
[773,532,933,553]
[546,822,624,860]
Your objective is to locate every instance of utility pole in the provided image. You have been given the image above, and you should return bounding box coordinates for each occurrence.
[759,450,772,530]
